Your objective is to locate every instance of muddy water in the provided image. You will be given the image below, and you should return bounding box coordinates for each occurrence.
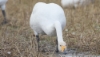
[39,44,100,57]
[45,49,100,57]
[38,49,100,57]
[53,53,100,57]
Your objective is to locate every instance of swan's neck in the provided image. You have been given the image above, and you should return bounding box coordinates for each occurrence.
[54,21,64,43]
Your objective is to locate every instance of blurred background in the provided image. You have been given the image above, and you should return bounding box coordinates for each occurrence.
[0,0,100,57]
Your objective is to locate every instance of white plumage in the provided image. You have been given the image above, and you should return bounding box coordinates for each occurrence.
[0,0,7,10]
[61,0,94,8]
[0,0,8,24]
[30,2,67,53]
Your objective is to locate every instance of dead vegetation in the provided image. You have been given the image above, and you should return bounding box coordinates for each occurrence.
[0,0,100,57]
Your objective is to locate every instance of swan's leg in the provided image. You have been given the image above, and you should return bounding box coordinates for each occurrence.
[2,10,7,24]
[56,38,59,53]
[36,35,40,52]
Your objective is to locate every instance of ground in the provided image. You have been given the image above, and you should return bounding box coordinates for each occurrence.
[0,0,100,57]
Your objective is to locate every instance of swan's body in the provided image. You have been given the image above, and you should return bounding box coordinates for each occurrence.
[30,2,67,53]
[61,0,94,8]
[0,0,8,24]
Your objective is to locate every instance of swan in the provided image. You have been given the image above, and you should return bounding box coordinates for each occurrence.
[30,2,67,53]
[0,0,8,24]
[61,0,94,8]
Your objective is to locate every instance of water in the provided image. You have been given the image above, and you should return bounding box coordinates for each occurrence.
[53,49,100,57]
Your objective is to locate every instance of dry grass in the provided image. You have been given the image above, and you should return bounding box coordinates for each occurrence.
[0,0,100,57]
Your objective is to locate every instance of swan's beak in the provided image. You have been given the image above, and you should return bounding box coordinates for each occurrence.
[61,46,66,52]
[61,46,67,54]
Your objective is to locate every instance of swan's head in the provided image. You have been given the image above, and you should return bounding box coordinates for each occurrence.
[58,41,67,53]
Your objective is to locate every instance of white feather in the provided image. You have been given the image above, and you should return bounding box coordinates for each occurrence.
[61,0,94,8]
[0,0,8,10]
[30,2,67,52]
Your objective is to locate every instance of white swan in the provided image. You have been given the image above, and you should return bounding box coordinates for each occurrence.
[0,0,8,24]
[61,0,94,8]
[30,2,67,53]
